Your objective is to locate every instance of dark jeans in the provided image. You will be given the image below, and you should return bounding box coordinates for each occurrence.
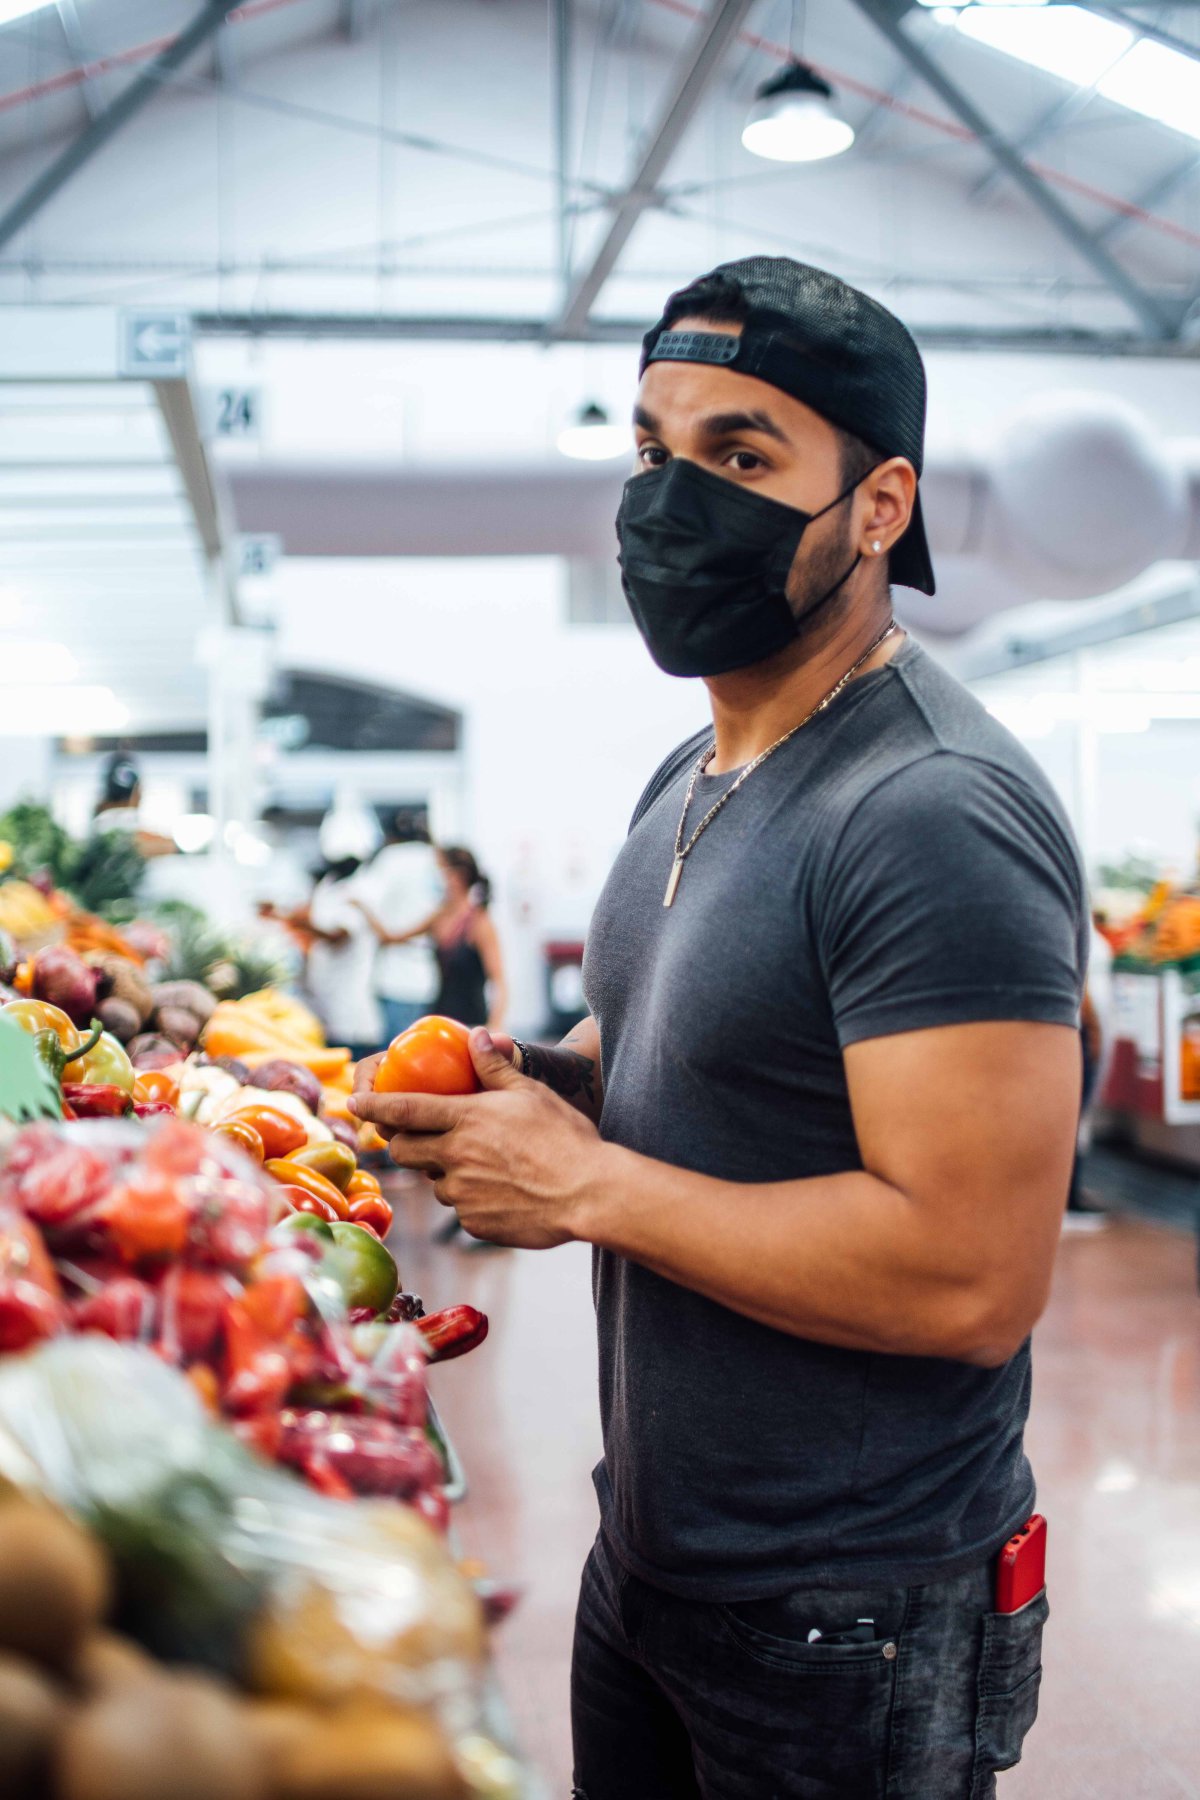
[571,1533,1047,1800]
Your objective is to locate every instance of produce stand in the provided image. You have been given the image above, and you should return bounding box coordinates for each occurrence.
[0,832,529,1798]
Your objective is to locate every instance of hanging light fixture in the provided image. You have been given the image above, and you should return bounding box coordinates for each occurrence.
[556,403,630,462]
[741,61,855,163]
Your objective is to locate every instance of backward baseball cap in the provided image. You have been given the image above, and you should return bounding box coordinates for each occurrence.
[641,256,935,596]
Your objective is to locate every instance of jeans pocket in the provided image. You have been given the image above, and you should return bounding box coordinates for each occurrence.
[970,1588,1048,1799]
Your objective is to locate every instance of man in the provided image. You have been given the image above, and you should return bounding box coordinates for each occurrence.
[353,258,1086,1798]
[356,808,441,1043]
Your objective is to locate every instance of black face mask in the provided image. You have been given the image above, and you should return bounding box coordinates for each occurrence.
[616,457,870,678]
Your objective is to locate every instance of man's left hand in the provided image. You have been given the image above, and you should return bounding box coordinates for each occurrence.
[349,1029,606,1248]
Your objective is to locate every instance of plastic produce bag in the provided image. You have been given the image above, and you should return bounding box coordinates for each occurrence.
[0,1338,514,1785]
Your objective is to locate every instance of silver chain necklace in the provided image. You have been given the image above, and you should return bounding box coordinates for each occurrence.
[663,620,899,908]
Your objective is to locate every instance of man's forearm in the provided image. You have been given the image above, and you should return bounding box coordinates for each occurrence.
[516,1021,604,1124]
[572,1144,1027,1367]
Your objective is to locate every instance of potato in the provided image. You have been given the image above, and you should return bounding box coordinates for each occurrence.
[0,1650,64,1798]
[74,1630,162,1698]
[0,1499,110,1674]
[56,1671,266,1800]
[270,1703,466,1800]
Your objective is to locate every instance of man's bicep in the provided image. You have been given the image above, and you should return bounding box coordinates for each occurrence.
[845,1021,1081,1326]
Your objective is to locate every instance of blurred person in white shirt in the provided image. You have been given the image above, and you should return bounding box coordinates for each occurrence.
[356,810,441,1044]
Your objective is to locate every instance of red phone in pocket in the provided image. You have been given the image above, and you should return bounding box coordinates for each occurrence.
[995,1513,1047,1614]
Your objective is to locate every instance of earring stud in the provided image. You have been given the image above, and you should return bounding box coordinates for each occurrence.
[871,539,882,553]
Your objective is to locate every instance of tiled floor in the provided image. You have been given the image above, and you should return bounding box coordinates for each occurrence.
[391,1183,1200,1797]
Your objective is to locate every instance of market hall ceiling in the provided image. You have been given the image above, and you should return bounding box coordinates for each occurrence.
[0,1,1198,350]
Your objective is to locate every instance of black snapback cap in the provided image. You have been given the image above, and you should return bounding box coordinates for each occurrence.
[641,256,935,596]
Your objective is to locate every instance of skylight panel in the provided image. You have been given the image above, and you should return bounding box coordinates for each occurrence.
[955,4,1133,87]
[1097,37,1200,144]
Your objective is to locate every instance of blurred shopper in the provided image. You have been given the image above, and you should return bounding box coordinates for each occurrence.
[92,752,175,858]
[355,259,1086,1798]
[357,809,441,1042]
[264,856,381,1060]
[358,845,508,1034]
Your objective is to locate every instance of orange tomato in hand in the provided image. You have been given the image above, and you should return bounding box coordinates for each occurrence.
[373,1015,481,1097]
[227,1104,307,1161]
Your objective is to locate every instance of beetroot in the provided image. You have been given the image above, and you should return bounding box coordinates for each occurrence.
[155,1006,202,1049]
[324,1115,358,1154]
[250,1060,322,1113]
[127,1034,184,1071]
[31,946,99,1028]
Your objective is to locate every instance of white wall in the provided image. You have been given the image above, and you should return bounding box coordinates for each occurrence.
[275,556,707,1030]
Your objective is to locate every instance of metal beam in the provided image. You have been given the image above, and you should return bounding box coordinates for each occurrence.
[54,0,103,122]
[552,0,572,286]
[340,0,372,40]
[0,0,231,257]
[850,0,1179,341]
[972,74,1108,204]
[1094,151,1200,247]
[548,0,757,337]
[1085,4,1200,66]
[190,311,1200,356]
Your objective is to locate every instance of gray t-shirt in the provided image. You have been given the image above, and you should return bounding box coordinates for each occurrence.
[582,639,1086,1602]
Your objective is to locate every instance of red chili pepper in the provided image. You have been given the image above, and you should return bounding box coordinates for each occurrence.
[416,1303,488,1363]
[71,1276,157,1343]
[0,1280,66,1353]
[61,1082,133,1119]
[156,1265,230,1362]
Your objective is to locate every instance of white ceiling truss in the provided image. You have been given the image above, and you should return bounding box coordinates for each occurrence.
[0,1,1195,350]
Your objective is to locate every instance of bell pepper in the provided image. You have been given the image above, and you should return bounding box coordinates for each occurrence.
[61,1082,132,1119]
[0,1215,66,1352]
[71,1029,135,1094]
[221,1274,313,1415]
[0,997,80,1049]
[287,1141,357,1193]
[34,1018,104,1086]
[265,1158,350,1220]
[98,1175,189,1262]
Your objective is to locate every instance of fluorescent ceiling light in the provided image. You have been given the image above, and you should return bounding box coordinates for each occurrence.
[956,4,1132,87]
[1097,38,1200,144]
[742,61,855,163]
[557,403,630,462]
[0,2,55,23]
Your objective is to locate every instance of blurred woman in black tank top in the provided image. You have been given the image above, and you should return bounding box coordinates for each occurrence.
[357,844,509,1033]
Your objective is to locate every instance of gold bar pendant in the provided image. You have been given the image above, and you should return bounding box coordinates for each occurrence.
[663,856,684,908]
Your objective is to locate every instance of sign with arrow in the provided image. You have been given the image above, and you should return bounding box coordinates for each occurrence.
[119,310,191,378]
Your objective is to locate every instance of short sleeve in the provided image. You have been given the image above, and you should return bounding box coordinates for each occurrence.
[817,753,1086,1049]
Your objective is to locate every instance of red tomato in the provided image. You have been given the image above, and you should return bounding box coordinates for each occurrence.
[348,1194,393,1238]
[285,1190,339,1224]
[373,1015,480,1097]
[227,1104,307,1161]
